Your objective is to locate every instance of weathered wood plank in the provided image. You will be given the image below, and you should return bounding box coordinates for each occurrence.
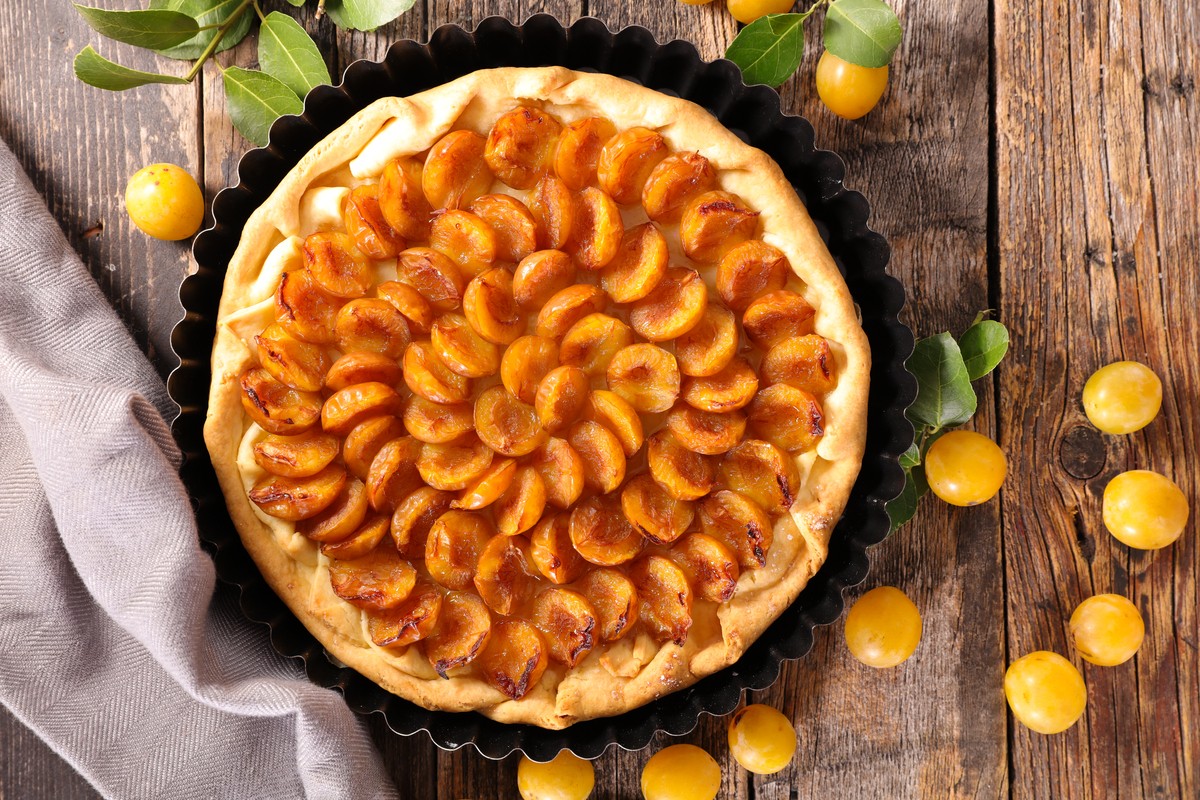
[752,1,1007,797]
[0,705,99,800]
[996,0,1198,796]
[0,0,199,380]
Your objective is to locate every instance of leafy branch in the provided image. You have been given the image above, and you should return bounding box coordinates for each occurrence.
[725,0,902,87]
[886,313,1011,531]
[72,0,415,145]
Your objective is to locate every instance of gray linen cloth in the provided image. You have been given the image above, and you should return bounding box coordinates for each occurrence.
[0,137,399,799]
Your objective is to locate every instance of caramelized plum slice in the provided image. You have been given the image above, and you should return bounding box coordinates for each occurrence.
[302,231,373,299]
[429,312,500,378]
[529,437,585,509]
[334,298,412,359]
[365,435,423,513]
[642,152,718,223]
[325,351,402,392]
[320,514,390,560]
[582,390,644,457]
[606,343,681,414]
[559,313,633,377]
[531,588,597,667]
[535,365,590,433]
[275,269,342,345]
[717,240,790,311]
[367,581,443,648]
[528,175,577,250]
[424,591,492,677]
[500,334,560,404]
[760,334,837,394]
[680,190,759,264]
[629,555,692,647]
[629,266,707,342]
[555,116,617,190]
[681,356,759,413]
[485,106,563,189]
[665,403,747,456]
[376,280,434,334]
[430,209,497,278]
[697,490,773,569]
[424,510,493,590]
[566,420,626,494]
[470,193,537,262]
[494,467,547,536]
[463,267,523,345]
[249,463,347,521]
[535,284,608,340]
[670,533,740,603]
[328,545,416,611]
[569,496,645,566]
[255,323,330,392]
[344,184,405,259]
[529,513,587,584]
[343,415,406,480]
[621,473,694,545]
[253,431,340,478]
[402,340,472,404]
[675,305,738,378]
[599,223,669,303]
[423,129,492,210]
[743,290,817,350]
[474,385,545,457]
[480,619,549,700]
[390,486,454,557]
[747,383,824,453]
[473,533,535,615]
[597,127,669,205]
[396,248,465,312]
[321,382,405,436]
[647,429,714,501]
[513,249,577,311]
[453,457,517,511]
[403,395,474,445]
[719,439,800,516]
[578,568,638,642]
[417,434,495,491]
[240,367,322,436]
[378,156,431,240]
[297,478,368,543]
[568,187,623,271]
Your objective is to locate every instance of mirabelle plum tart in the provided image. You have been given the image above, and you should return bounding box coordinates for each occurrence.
[205,67,869,730]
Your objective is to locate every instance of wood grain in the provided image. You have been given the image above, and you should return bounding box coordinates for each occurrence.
[0,0,198,380]
[2,0,1197,798]
[996,0,1199,797]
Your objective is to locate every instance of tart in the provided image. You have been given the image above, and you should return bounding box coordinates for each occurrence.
[204,67,870,729]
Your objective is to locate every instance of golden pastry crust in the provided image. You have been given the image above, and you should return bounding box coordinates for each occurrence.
[204,67,870,728]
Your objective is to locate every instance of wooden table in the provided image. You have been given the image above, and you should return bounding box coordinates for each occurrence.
[2,1,1196,797]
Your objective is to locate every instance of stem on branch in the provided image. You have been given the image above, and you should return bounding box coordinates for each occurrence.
[184,0,255,83]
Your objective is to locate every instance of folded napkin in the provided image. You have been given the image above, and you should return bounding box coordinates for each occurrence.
[0,138,398,800]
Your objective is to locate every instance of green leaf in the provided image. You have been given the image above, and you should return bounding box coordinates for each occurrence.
[150,0,253,60]
[74,5,199,50]
[73,46,189,91]
[905,332,977,430]
[259,12,330,98]
[887,464,928,532]
[284,0,305,5]
[959,319,1010,381]
[823,0,903,69]
[898,441,921,469]
[724,14,806,87]
[324,0,416,32]
[222,67,305,146]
